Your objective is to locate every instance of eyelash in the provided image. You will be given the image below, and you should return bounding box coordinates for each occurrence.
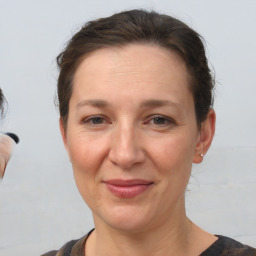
[82,115,109,125]
[146,115,176,127]
[81,115,176,128]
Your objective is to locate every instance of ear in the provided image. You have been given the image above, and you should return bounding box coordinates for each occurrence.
[59,117,71,159]
[193,108,216,164]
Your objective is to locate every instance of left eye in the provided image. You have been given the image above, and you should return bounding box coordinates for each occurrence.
[151,116,169,125]
[147,116,174,126]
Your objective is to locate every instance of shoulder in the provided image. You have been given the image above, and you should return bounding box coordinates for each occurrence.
[41,233,90,256]
[201,235,256,256]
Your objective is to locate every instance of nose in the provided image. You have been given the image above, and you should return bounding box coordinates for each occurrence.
[108,124,145,170]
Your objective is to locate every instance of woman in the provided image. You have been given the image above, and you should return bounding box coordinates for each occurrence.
[43,10,256,256]
[0,88,5,115]
[0,89,19,178]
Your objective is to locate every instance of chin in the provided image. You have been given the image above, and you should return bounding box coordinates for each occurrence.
[95,204,154,233]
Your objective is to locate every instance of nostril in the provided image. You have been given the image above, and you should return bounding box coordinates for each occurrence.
[108,127,145,169]
[108,145,145,170]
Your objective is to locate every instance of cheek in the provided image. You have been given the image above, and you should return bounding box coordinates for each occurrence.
[68,140,103,207]
[67,132,106,170]
[147,133,196,192]
[66,132,111,200]
[149,133,196,169]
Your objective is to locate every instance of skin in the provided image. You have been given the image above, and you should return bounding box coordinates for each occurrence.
[60,44,216,256]
[0,134,14,178]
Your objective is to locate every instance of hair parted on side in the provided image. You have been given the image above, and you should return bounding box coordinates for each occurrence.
[57,9,215,126]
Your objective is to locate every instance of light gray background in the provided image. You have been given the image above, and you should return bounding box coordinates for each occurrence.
[0,0,255,255]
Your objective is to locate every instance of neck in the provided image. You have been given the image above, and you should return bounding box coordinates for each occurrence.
[86,202,192,256]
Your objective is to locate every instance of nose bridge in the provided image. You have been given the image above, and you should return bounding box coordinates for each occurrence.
[109,119,144,169]
[119,121,136,152]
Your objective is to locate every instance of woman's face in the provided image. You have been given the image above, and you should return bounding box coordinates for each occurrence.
[61,44,204,232]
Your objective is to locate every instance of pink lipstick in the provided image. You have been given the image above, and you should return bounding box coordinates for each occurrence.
[104,179,153,198]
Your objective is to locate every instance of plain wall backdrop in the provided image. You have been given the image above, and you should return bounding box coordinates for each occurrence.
[0,0,255,255]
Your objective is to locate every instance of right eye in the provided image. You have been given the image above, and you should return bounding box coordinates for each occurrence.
[87,116,104,124]
[82,115,109,126]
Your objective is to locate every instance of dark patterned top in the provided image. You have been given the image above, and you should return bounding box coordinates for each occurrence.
[41,231,256,256]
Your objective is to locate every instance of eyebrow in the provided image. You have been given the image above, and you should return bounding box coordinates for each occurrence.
[76,99,109,109]
[139,99,183,109]
[76,99,183,110]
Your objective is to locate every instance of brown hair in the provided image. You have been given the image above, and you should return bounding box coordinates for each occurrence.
[0,88,6,118]
[57,9,214,126]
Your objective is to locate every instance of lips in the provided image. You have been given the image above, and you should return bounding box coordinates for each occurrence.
[104,179,153,198]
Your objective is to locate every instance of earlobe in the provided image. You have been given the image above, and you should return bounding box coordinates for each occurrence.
[193,108,216,164]
[59,117,71,159]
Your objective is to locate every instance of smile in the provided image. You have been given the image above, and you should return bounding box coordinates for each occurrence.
[103,179,153,198]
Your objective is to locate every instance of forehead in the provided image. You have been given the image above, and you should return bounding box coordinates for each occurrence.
[72,44,192,104]
[76,44,187,71]
[74,43,189,80]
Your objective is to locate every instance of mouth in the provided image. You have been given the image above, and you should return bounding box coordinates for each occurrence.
[103,179,153,198]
